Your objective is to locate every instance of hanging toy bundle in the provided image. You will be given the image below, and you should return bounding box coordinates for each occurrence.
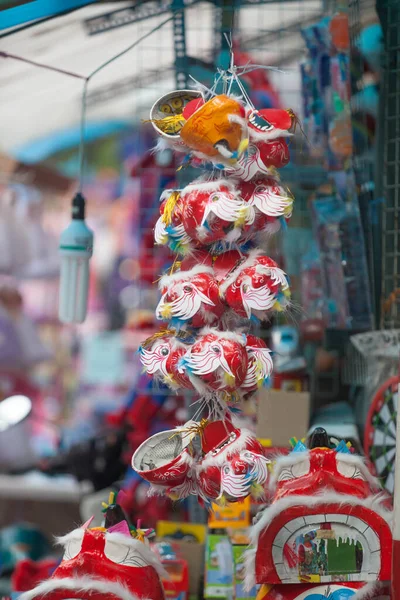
[132,57,297,506]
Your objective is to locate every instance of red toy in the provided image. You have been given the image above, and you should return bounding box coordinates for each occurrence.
[19,500,166,600]
[197,419,270,503]
[245,429,392,600]
[153,542,189,600]
[139,330,193,391]
[181,328,248,394]
[219,250,290,320]
[156,265,224,328]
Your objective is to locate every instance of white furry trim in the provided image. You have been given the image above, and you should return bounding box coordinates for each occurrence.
[352,583,388,600]
[244,548,257,591]
[199,326,246,345]
[199,428,257,470]
[335,452,381,490]
[249,492,393,547]
[155,136,187,155]
[55,530,166,579]
[148,483,168,497]
[219,249,264,295]
[19,576,146,600]
[249,128,293,142]
[104,533,167,578]
[269,452,381,492]
[159,265,214,288]
[56,527,85,547]
[268,452,310,490]
[228,114,248,130]
[182,177,237,195]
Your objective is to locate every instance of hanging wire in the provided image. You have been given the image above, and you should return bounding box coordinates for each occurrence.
[77,14,175,192]
[0,51,86,80]
[1,13,176,195]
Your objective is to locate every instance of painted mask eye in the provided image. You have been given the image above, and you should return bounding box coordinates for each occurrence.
[183,285,192,292]
[211,345,221,354]
[105,538,150,567]
[336,458,365,480]
[278,458,310,481]
[160,347,170,357]
[160,103,172,114]
[171,97,183,111]
[63,532,83,561]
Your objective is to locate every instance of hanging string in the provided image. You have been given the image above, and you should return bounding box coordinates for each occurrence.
[77,14,175,192]
[0,50,86,79]
[1,13,176,194]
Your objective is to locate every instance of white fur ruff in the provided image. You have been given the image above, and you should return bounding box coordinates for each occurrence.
[158,264,214,288]
[199,326,247,345]
[19,576,147,600]
[248,128,293,142]
[182,177,237,195]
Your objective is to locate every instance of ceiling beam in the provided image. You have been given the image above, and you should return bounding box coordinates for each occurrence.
[0,0,98,31]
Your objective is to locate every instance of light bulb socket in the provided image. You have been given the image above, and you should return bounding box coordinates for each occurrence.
[72,192,86,220]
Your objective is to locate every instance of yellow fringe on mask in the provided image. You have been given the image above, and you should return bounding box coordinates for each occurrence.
[215,495,228,507]
[235,206,248,227]
[160,304,173,320]
[161,191,181,226]
[145,114,184,135]
[167,492,180,502]
[238,138,249,156]
[283,288,291,299]
[284,187,295,218]
[163,374,177,387]
[168,418,209,443]
[223,373,236,388]
[251,482,265,500]
[141,328,176,348]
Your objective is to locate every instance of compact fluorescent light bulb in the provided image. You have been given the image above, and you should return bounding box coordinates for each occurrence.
[58,193,94,324]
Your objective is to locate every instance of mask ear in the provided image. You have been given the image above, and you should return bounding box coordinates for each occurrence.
[108,520,131,537]
[81,516,94,530]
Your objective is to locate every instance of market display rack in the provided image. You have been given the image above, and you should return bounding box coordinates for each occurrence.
[377,0,400,330]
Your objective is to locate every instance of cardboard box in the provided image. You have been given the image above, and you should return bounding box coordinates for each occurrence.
[208,497,251,529]
[174,540,205,596]
[256,389,310,447]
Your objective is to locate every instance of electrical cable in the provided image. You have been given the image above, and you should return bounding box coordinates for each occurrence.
[0,50,86,79]
[77,13,175,191]
[0,11,177,324]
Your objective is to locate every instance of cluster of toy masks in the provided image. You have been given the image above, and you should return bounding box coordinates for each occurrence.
[139,327,273,401]
[132,417,270,504]
[19,496,167,600]
[132,82,296,506]
[152,91,295,255]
